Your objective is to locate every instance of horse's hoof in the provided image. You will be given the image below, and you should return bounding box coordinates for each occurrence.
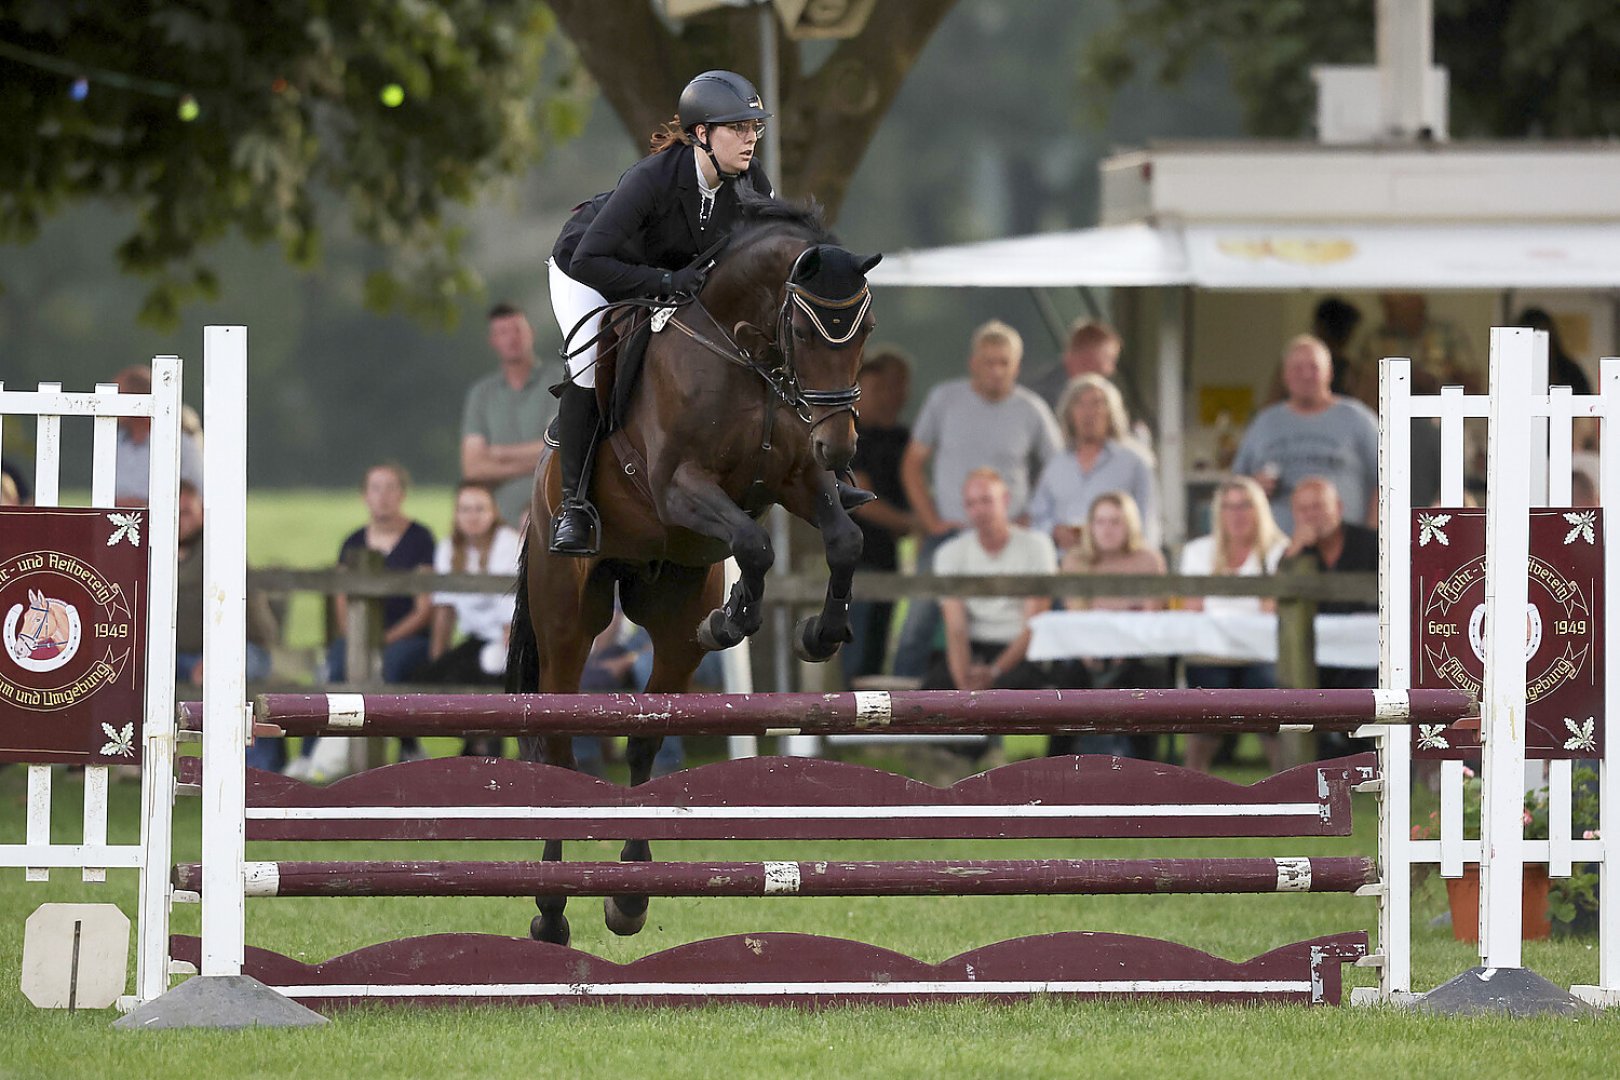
[604,896,648,937]
[696,608,742,651]
[530,914,571,946]
[792,615,843,663]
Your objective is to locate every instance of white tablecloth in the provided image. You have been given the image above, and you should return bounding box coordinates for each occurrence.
[1026,610,1380,668]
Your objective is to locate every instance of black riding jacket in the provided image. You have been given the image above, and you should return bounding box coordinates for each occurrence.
[554,143,774,303]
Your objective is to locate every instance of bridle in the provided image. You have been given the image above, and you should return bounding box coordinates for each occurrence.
[16,598,62,654]
[667,245,869,448]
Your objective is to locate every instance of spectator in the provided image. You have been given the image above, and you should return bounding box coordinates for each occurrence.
[894,320,1062,677]
[113,365,202,506]
[1281,476,1378,757]
[923,468,1058,695]
[1026,318,1123,412]
[170,481,280,767]
[1053,490,1168,760]
[1232,334,1379,533]
[1515,307,1593,396]
[1028,374,1159,557]
[1312,297,1363,397]
[572,608,686,779]
[1573,467,1599,508]
[0,471,17,506]
[1353,292,1480,404]
[415,482,522,756]
[1,458,28,505]
[460,303,558,528]
[844,347,916,683]
[1179,476,1289,774]
[292,462,435,780]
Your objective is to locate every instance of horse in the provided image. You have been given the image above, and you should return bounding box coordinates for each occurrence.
[13,589,72,662]
[506,197,880,946]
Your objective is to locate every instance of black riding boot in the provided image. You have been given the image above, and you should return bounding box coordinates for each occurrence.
[549,383,602,557]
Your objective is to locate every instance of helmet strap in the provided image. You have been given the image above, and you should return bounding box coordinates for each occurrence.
[694,129,740,182]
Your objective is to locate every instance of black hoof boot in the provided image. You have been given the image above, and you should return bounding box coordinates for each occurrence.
[836,480,877,511]
[530,913,571,946]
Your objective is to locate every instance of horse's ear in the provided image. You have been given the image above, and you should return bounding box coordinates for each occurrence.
[859,252,883,274]
[794,247,822,281]
[29,588,41,604]
[734,321,772,360]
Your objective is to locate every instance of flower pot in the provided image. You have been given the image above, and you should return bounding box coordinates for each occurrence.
[1444,864,1551,942]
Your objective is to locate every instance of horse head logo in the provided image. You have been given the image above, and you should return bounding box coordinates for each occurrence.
[5,588,81,671]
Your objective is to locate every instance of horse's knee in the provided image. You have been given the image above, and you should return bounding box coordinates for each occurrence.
[732,525,773,578]
[824,522,863,570]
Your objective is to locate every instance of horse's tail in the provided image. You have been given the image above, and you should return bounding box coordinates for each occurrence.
[504,533,541,695]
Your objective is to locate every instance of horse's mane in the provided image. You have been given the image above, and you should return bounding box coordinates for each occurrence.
[727,187,837,251]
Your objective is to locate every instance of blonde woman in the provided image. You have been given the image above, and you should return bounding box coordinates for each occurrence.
[1051,491,1168,759]
[1029,374,1159,554]
[1178,476,1288,774]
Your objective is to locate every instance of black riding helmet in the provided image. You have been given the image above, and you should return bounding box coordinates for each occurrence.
[679,70,771,179]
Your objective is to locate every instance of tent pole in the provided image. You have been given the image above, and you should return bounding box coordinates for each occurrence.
[1156,287,1188,551]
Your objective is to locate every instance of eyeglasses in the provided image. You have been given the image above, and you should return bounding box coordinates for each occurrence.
[718,120,766,139]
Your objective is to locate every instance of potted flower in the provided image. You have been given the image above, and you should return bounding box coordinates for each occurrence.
[1413,765,1600,940]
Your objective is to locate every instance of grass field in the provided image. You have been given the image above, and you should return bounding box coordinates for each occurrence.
[4,487,1619,1076]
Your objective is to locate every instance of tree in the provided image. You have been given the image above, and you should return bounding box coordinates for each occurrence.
[0,0,586,327]
[1080,0,1620,139]
[545,0,958,220]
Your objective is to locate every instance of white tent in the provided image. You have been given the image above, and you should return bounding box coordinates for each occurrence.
[870,222,1620,292]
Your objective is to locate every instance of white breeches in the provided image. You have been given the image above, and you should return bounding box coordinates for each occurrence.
[548,257,608,388]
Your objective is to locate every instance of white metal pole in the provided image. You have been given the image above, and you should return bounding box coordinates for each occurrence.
[134,356,184,1003]
[1478,327,1533,967]
[199,326,249,977]
[1376,357,1414,1000]
[1573,356,1620,1006]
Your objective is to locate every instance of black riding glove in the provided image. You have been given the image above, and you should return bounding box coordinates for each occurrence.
[667,265,707,297]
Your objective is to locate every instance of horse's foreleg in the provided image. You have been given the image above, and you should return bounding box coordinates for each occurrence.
[661,464,774,650]
[783,470,863,663]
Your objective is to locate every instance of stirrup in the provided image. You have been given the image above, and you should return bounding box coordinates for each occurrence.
[548,497,603,557]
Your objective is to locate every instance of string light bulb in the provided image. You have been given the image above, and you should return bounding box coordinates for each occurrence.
[177,94,199,121]
[379,83,405,108]
[70,77,89,101]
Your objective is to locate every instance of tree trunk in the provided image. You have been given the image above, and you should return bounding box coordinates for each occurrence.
[546,0,958,222]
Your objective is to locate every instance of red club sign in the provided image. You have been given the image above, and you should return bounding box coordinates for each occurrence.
[0,507,148,765]
[1411,507,1604,761]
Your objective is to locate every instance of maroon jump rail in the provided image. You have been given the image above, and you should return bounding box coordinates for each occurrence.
[174,856,1375,898]
[174,687,1477,738]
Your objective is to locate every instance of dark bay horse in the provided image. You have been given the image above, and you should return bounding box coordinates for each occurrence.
[507,199,880,945]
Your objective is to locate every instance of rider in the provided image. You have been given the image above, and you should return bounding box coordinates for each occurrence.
[545,70,774,556]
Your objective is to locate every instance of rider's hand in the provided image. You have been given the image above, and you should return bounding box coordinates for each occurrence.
[669,265,707,296]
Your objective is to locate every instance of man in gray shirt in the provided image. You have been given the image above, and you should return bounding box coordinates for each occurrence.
[892,319,1063,677]
[1232,334,1379,533]
[460,303,558,527]
[113,365,202,506]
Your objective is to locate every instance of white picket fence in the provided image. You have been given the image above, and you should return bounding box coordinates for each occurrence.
[1375,329,1619,1005]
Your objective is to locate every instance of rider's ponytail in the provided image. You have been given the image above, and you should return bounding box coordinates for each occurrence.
[648,114,690,155]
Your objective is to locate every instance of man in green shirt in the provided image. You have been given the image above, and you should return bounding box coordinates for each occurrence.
[460,303,558,527]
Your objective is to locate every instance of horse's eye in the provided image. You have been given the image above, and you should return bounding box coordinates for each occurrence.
[792,325,808,342]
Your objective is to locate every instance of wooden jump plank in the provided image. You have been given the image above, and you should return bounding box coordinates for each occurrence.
[173,687,1477,737]
[175,753,1377,841]
[174,855,1376,898]
[169,931,1368,1008]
